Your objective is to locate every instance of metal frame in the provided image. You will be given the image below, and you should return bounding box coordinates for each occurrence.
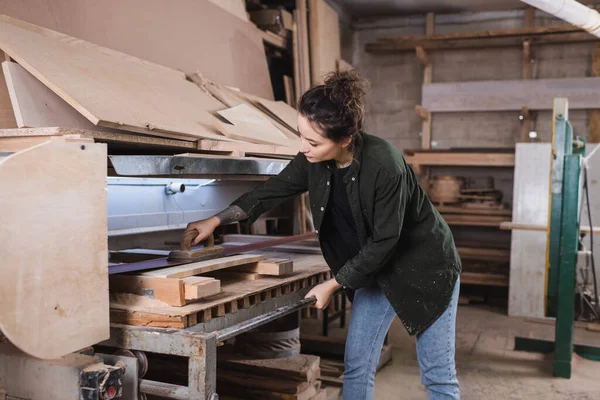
[100,287,316,399]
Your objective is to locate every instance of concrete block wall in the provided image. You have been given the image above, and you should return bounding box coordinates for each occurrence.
[350,9,595,151]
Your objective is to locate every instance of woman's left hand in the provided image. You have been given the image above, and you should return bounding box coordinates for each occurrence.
[305,278,342,309]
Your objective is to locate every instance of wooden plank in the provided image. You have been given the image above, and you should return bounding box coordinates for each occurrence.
[0,141,108,359]
[0,15,232,142]
[217,105,294,147]
[207,0,248,22]
[456,247,510,263]
[500,222,600,235]
[405,152,515,167]
[442,214,509,227]
[284,75,296,107]
[436,205,512,216]
[217,368,314,394]
[0,0,272,99]
[109,275,185,307]
[508,143,552,318]
[218,353,321,382]
[296,0,311,93]
[183,276,221,301]
[589,43,600,143]
[461,272,508,287]
[309,0,341,85]
[423,78,600,112]
[0,53,16,129]
[234,259,294,275]
[256,99,299,133]
[142,254,265,279]
[365,25,596,52]
[0,134,92,152]
[197,139,297,157]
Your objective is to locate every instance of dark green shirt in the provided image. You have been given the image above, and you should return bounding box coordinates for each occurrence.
[232,132,461,335]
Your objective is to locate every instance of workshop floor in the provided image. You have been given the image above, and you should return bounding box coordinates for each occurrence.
[308,304,600,400]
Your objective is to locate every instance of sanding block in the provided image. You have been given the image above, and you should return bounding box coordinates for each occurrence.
[168,230,224,262]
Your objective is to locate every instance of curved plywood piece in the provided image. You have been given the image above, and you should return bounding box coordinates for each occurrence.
[0,140,109,359]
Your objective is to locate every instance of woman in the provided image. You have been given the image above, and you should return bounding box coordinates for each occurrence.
[185,70,461,400]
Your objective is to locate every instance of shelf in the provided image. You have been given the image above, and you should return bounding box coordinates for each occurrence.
[437,205,512,217]
[461,272,509,287]
[405,152,515,167]
[442,214,510,228]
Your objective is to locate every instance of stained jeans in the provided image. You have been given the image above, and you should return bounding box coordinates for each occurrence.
[342,278,460,400]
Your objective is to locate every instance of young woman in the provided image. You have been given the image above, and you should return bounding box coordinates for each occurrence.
[185,71,461,400]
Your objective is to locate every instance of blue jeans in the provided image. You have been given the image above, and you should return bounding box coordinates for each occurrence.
[343,278,460,400]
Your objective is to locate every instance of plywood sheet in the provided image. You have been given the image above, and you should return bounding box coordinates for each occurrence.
[0,0,272,99]
[207,0,248,22]
[3,61,115,133]
[0,15,230,141]
[423,78,600,112]
[508,143,552,318]
[257,99,299,132]
[0,140,109,359]
[309,0,341,85]
[0,52,16,128]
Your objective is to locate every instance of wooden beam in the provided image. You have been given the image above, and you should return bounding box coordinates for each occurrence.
[405,152,515,167]
[422,78,600,112]
[522,40,533,79]
[415,105,430,120]
[366,26,596,53]
[520,105,531,142]
[590,43,600,143]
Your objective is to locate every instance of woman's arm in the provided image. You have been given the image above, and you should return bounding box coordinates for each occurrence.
[334,172,407,290]
[185,153,308,245]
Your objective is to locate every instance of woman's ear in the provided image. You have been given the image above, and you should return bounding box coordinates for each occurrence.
[341,136,352,149]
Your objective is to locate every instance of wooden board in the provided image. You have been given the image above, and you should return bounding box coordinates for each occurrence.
[0,140,108,359]
[0,127,196,151]
[508,143,552,318]
[422,78,600,112]
[296,0,311,94]
[257,99,299,132]
[207,0,248,22]
[0,134,92,152]
[0,0,272,99]
[234,259,294,275]
[142,254,265,279]
[404,152,515,167]
[218,353,320,382]
[0,52,16,128]
[0,15,230,142]
[217,104,295,147]
[2,61,124,135]
[309,0,341,85]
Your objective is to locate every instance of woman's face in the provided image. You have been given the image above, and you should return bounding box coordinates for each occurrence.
[297,114,351,163]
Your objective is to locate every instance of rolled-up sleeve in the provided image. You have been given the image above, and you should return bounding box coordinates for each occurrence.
[335,172,406,290]
[231,152,308,225]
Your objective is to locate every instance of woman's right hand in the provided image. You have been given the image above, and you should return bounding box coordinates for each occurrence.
[184,216,220,247]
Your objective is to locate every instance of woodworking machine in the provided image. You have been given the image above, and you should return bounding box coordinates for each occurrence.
[514,98,600,378]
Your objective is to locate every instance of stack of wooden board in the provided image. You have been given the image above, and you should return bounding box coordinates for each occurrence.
[0,14,302,157]
[109,254,293,307]
[217,351,326,400]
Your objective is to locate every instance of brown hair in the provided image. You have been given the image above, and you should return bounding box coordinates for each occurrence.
[298,70,369,145]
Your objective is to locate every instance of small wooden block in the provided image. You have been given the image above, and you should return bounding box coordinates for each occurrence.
[234,258,293,275]
[168,245,224,262]
[109,275,185,306]
[183,276,221,301]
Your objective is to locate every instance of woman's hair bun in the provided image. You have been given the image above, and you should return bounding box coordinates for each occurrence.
[323,69,368,123]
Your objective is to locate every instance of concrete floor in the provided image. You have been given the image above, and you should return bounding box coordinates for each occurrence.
[309,304,600,400]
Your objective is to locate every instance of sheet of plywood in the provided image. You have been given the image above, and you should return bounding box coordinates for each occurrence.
[207,0,248,22]
[0,140,109,359]
[142,254,265,279]
[217,104,296,146]
[0,53,16,128]
[3,61,118,134]
[309,0,341,85]
[257,99,299,133]
[0,0,272,99]
[0,15,232,142]
[508,143,552,318]
[423,78,600,112]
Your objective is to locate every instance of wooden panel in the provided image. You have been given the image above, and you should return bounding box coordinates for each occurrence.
[0,53,16,128]
[257,99,299,133]
[235,259,294,275]
[508,143,552,317]
[423,78,600,112]
[142,255,265,279]
[0,15,232,142]
[309,0,341,85]
[0,134,92,152]
[183,276,221,300]
[3,61,117,133]
[0,0,272,99]
[217,104,294,146]
[109,275,185,306]
[207,0,248,22]
[219,353,320,382]
[0,141,108,359]
[296,0,311,94]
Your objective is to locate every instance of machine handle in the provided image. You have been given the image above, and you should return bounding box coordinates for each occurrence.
[179,230,214,251]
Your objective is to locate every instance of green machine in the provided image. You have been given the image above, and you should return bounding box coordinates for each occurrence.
[514,98,600,378]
